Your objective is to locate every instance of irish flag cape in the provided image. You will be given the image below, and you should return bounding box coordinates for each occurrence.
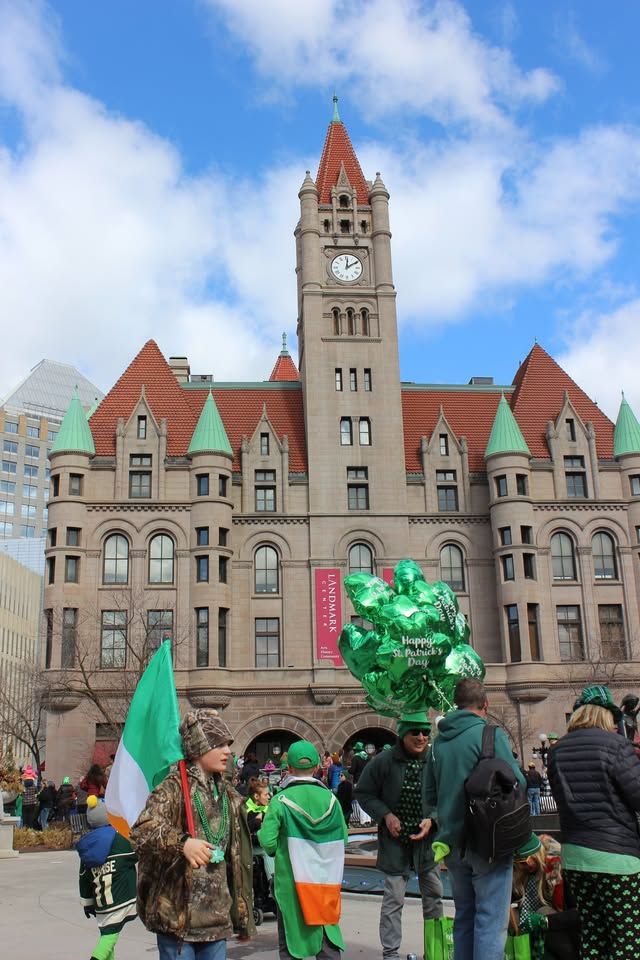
[279,792,345,925]
[105,641,183,837]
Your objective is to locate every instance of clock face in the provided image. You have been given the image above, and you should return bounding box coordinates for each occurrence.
[331,254,363,282]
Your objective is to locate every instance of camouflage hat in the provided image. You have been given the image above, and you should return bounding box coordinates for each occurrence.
[573,685,622,722]
[180,709,233,759]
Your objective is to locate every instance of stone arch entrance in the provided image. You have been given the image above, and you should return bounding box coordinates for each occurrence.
[326,712,396,754]
[233,713,323,759]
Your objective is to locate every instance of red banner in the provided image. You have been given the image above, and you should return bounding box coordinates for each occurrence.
[314,568,343,665]
[382,567,394,586]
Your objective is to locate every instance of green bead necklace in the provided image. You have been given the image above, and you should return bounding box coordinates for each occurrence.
[193,782,229,864]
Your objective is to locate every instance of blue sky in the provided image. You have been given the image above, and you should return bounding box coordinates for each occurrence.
[1,0,639,417]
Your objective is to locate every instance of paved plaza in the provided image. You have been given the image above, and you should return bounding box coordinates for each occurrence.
[0,850,430,959]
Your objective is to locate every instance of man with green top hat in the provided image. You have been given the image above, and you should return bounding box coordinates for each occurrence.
[355,711,443,960]
[258,740,348,960]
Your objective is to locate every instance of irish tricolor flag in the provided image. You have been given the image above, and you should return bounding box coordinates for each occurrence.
[280,793,346,925]
[105,641,183,837]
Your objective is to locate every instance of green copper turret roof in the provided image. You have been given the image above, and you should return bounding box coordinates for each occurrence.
[332,94,341,123]
[614,394,640,456]
[86,397,100,419]
[188,391,233,456]
[485,394,531,458]
[50,388,96,456]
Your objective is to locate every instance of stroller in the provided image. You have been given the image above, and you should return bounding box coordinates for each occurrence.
[252,846,277,925]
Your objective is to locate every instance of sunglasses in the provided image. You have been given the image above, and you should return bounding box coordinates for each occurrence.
[407,728,430,737]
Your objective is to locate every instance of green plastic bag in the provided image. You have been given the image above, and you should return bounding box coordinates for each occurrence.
[504,933,531,960]
[424,916,454,960]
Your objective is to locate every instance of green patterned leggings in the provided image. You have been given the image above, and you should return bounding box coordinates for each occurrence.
[91,931,119,960]
[565,869,640,959]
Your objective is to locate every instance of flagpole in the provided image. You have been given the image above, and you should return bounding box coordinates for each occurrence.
[178,759,196,837]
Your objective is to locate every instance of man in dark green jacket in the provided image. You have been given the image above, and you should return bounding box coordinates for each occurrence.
[425,679,526,960]
[355,712,443,960]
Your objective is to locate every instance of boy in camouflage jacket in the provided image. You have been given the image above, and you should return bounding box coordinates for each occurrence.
[130,709,255,959]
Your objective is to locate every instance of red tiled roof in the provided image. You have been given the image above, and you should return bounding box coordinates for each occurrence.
[269,352,300,382]
[511,344,613,459]
[184,387,306,472]
[90,340,307,471]
[90,340,197,457]
[402,390,505,473]
[316,121,369,205]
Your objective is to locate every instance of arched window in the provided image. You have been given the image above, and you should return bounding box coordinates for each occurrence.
[551,532,577,581]
[347,308,355,335]
[440,544,465,591]
[149,534,174,584]
[103,533,129,584]
[361,308,370,336]
[332,308,340,335]
[349,542,374,575]
[339,194,350,209]
[255,545,279,594]
[593,531,617,580]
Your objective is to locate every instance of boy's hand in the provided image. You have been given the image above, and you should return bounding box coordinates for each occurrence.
[183,837,213,868]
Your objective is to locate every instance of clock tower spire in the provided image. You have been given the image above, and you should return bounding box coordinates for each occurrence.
[295,101,406,519]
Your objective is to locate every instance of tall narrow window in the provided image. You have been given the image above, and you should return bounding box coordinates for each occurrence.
[255,618,280,667]
[599,604,626,660]
[361,308,370,336]
[592,532,617,579]
[65,555,79,583]
[523,553,535,580]
[335,368,343,391]
[520,525,533,544]
[359,418,371,446]
[149,534,174,584]
[347,308,355,335]
[348,542,374,575]
[101,610,127,668]
[347,467,369,510]
[137,415,147,439]
[103,534,129,584]
[218,527,229,547]
[196,556,209,582]
[565,456,587,497]
[218,556,228,583]
[332,308,340,335]
[495,475,508,497]
[69,473,83,496]
[255,470,276,511]
[527,604,541,661]
[196,473,209,496]
[340,418,353,446]
[129,456,151,498]
[196,527,209,546]
[516,474,528,496]
[551,533,577,580]
[260,433,269,456]
[557,605,584,661]
[440,544,465,591]
[218,475,228,497]
[499,526,512,546]
[61,608,77,667]
[631,476,640,496]
[218,608,228,667]
[439,434,449,456]
[196,608,209,667]
[566,418,576,441]
[349,368,357,391]
[364,368,372,392]
[502,555,515,581]
[436,471,458,511]
[45,609,53,669]
[506,605,521,662]
[255,545,279,593]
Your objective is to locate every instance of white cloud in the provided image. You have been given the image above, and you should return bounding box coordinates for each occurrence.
[558,299,640,419]
[206,0,558,128]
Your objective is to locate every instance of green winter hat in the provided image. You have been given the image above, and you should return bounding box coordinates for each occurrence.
[573,685,622,722]
[352,741,364,751]
[397,711,431,739]
[287,740,320,771]
[62,776,71,785]
[515,833,542,861]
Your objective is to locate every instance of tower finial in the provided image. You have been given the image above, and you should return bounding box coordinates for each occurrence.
[281,332,288,355]
[332,93,341,123]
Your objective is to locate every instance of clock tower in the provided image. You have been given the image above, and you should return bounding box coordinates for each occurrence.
[295,99,408,522]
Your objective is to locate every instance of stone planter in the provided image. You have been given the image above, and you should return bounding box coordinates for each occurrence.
[1,789,18,807]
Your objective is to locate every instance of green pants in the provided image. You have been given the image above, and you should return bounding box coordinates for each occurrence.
[91,931,120,960]
[566,869,640,959]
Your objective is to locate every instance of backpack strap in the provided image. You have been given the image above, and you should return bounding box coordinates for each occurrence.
[480,724,496,760]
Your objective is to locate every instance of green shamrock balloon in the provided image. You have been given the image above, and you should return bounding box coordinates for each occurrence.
[339,559,485,718]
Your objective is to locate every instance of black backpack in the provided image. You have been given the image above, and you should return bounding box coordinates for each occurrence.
[463,725,531,862]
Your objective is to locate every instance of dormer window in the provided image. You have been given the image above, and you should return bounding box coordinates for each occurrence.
[339,194,350,209]
[260,433,269,456]
[137,415,147,440]
[340,220,351,234]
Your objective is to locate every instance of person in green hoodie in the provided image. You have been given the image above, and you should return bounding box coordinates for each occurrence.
[257,740,348,960]
[425,678,526,960]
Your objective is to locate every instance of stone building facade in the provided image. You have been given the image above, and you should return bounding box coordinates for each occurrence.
[42,104,640,780]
